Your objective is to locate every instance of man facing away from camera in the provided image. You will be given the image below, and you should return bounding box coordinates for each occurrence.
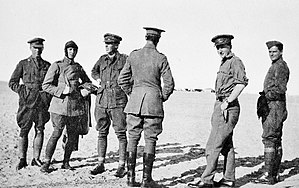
[257,40,289,185]
[118,27,175,187]
[90,33,128,178]
[189,34,248,188]
[9,38,51,170]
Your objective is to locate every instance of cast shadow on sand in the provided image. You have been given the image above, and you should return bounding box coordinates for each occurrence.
[45,143,299,187]
[151,143,299,187]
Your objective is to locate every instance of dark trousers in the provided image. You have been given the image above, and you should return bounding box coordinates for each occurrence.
[17,105,49,137]
[16,105,49,159]
[201,101,240,184]
[262,101,287,148]
[44,113,80,162]
[126,114,163,154]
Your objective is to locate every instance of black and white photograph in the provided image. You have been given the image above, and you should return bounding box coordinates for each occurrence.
[0,0,299,187]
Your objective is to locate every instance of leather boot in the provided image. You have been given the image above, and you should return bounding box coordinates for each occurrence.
[61,160,75,170]
[265,149,277,184]
[141,153,160,188]
[31,158,43,167]
[16,158,27,170]
[40,161,51,173]
[16,137,28,170]
[127,152,140,187]
[257,148,277,185]
[90,163,105,175]
[274,146,283,182]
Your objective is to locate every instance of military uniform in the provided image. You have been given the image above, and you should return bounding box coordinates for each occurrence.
[196,35,248,187]
[90,33,128,177]
[259,40,289,184]
[262,50,289,147]
[9,38,51,170]
[118,27,175,187]
[41,41,91,172]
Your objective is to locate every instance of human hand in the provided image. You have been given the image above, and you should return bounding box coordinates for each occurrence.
[222,109,228,122]
[63,85,70,94]
[97,79,101,86]
[220,100,229,111]
[80,88,90,97]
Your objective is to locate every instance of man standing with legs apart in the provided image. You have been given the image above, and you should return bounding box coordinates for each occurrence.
[90,33,128,178]
[40,41,92,173]
[189,34,248,187]
[118,27,175,187]
[9,38,51,170]
[257,41,289,185]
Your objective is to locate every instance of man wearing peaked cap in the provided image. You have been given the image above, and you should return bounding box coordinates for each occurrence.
[27,37,45,48]
[8,38,51,170]
[256,40,289,185]
[90,33,128,178]
[143,27,165,37]
[118,27,174,187]
[189,34,248,188]
[266,40,283,50]
[104,33,122,44]
[211,34,234,46]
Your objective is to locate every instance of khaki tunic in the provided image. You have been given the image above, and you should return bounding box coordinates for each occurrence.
[91,51,128,109]
[118,43,175,117]
[42,57,91,116]
[9,56,51,109]
[215,53,248,98]
[262,57,289,147]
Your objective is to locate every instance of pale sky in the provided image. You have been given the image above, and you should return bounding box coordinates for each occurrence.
[1,0,298,95]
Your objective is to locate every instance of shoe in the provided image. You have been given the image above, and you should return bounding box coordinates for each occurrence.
[40,162,51,173]
[31,158,43,167]
[188,180,213,188]
[61,162,75,170]
[276,174,280,182]
[16,158,27,170]
[90,164,105,175]
[141,180,161,188]
[114,166,127,178]
[214,178,235,187]
[253,173,277,185]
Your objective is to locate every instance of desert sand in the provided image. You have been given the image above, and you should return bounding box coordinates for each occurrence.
[0,80,298,188]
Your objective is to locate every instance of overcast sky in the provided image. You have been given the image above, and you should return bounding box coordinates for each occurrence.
[1,0,298,95]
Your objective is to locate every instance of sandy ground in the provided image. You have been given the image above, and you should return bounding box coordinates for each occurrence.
[0,80,299,188]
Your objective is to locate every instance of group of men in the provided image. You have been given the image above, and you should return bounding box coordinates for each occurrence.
[9,27,289,188]
[9,27,175,188]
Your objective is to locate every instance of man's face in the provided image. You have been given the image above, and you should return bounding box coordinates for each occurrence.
[66,47,77,59]
[216,44,231,59]
[268,46,282,61]
[105,42,118,55]
[30,45,43,58]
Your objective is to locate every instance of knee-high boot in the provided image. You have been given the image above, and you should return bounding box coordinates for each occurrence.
[16,136,28,170]
[141,153,159,188]
[274,146,283,181]
[127,152,140,187]
[264,148,277,185]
